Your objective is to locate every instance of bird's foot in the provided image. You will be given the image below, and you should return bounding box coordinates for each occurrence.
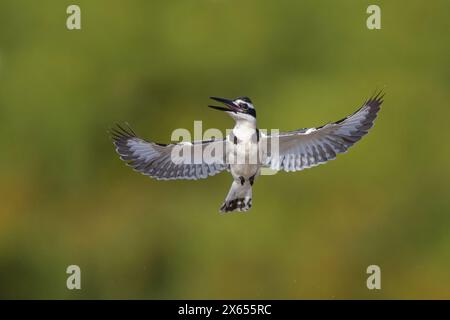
[219,197,252,213]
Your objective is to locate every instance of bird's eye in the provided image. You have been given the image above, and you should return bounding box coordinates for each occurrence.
[239,103,248,110]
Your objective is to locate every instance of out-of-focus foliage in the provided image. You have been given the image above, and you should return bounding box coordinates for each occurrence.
[0,0,449,299]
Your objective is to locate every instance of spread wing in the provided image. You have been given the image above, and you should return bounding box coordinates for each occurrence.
[111,124,227,180]
[262,92,383,172]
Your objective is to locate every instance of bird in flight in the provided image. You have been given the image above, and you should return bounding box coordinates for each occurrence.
[111,91,383,213]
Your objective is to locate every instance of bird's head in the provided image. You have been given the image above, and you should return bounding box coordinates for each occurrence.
[209,96,256,123]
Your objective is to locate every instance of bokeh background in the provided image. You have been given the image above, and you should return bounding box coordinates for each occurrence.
[0,0,449,299]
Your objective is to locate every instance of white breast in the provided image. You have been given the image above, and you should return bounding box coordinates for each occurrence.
[227,126,260,179]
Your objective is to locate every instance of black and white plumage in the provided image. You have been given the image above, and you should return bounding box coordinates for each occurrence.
[111,92,383,213]
[262,93,383,171]
[111,126,227,180]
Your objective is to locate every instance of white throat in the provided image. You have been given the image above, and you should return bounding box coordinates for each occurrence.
[233,118,257,141]
[234,118,256,130]
[228,111,256,127]
[227,110,257,138]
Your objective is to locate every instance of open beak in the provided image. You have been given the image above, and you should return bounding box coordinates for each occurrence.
[208,97,239,113]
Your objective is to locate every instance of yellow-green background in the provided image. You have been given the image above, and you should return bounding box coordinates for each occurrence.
[0,0,449,299]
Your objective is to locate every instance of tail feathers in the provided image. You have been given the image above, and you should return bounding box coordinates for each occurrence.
[220,181,252,213]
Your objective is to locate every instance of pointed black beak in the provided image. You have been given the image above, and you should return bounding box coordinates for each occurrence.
[208,97,239,112]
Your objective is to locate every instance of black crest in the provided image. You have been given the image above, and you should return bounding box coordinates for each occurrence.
[237,96,252,104]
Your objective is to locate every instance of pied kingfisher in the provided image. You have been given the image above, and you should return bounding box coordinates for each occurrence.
[111,92,383,213]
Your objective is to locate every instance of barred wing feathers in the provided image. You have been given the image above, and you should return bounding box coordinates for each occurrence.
[262,92,383,172]
[111,124,227,180]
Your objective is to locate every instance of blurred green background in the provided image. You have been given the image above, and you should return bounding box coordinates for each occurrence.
[0,0,449,299]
